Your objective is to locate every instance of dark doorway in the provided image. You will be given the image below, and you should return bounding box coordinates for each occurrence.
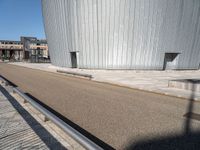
[163,53,180,70]
[24,51,29,60]
[70,52,77,68]
[9,50,15,61]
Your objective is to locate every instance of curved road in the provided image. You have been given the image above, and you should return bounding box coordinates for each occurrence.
[1,63,200,149]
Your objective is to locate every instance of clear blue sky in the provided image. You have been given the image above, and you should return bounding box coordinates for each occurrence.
[0,0,45,41]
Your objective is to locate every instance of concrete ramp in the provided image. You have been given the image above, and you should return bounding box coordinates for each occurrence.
[169,79,200,92]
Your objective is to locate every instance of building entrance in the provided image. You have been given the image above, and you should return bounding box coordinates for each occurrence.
[163,53,180,70]
[70,52,78,68]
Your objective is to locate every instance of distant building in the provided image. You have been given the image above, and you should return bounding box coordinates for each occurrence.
[0,37,49,62]
[20,37,49,63]
[0,40,23,61]
[42,0,200,70]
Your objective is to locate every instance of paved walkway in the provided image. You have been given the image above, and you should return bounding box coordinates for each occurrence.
[9,62,200,101]
[0,86,66,149]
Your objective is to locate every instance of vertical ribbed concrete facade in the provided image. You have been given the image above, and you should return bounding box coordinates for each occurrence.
[42,0,200,70]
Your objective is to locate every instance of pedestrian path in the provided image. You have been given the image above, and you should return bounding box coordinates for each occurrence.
[0,85,67,150]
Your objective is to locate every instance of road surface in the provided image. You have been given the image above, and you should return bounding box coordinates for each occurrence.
[1,63,200,149]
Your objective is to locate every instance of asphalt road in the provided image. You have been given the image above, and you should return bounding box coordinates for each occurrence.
[1,63,200,150]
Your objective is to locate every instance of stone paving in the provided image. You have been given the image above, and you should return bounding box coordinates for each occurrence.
[9,62,200,101]
[0,83,84,150]
[0,85,66,149]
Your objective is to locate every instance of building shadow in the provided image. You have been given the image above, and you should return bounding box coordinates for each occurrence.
[126,80,200,150]
[0,85,67,150]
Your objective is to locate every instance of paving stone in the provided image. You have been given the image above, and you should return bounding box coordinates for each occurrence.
[0,87,67,150]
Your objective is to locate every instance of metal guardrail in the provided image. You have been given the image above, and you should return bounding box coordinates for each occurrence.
[12,87,103,150]
[0,77,103,150]
[57,70,93,79]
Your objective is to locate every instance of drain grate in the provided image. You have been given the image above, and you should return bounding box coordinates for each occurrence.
[183,112,200,121]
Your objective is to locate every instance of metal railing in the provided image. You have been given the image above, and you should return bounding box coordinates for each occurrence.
[0,77,103,150]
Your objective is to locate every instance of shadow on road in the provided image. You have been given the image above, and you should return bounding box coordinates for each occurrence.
[126,80,200,150]
[0,85,67,150]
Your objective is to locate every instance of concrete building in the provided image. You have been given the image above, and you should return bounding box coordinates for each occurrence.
[21,37,49,62]
[42,0,200,70]
[0,37,49,62]
[0,40,23,61]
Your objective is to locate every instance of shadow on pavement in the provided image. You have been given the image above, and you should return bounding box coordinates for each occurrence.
[25,93,115,150]
[126,80,200,150]
[0,85,67,150]
[0,75,17,87]
[0,74,115,150]
[126,131,200,150]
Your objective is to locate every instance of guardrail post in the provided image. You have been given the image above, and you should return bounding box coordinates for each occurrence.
[43,116,49,122]
[4,81,8,86]
[13,89,16,93]
[12,87,103,150]
[23,99,28,103]
[0,77,103,150]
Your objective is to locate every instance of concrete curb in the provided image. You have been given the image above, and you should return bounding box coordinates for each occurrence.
[93,80,200,102]
[169,79,200,92]
[57,69,93,80]
[7,63,200,102]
